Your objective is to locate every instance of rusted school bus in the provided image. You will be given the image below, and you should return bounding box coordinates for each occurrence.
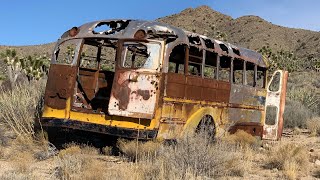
[41,20,288,141]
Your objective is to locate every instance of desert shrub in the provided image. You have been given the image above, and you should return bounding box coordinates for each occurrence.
[118,134,253,179]
[55,143,101,179]
[266,143,309,178]
[287,87,319,115]
[0,81,45,139]
[306,117,320,136]
[283,99,314,128]
[118,139,161,162]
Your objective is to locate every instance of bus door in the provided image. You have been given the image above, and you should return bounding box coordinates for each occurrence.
[44,39,81,118]
[108,40,163,119]
[263,70,288,140]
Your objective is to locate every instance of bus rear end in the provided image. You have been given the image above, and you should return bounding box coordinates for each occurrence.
[41,20,164,139]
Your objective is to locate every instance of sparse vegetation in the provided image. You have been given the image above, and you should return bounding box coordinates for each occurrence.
[306,117,320,136]
[259,46,320,73]
[0,81,45,139]
[266,143,309,179]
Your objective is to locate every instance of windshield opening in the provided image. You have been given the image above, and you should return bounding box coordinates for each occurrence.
[80,39,117,71]
[121,41,161,70]
[54,39,82,65]
[54,38,117,71]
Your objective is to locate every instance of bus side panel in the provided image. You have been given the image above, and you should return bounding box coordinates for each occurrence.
[158,73,231,138]
[228,84,266,137]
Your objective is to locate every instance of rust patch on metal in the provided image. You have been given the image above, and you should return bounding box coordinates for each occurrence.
[113,80,131,110]
[133,89,151,100]
[44,64,77,109]
[229,122,263,137]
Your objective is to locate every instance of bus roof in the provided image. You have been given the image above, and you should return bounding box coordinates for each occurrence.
[60,19,268,68]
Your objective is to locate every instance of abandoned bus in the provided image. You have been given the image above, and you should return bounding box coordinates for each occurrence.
[41,19,288,141]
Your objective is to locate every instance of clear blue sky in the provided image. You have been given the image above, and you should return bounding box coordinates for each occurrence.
[1,0,319,46]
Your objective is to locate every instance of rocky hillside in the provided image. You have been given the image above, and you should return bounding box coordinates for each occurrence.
[158,6,320,59]
[1,5,320,60]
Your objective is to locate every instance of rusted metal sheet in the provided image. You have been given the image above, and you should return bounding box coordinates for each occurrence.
[44,64,77,109]
[230,84,266,107]
[108,70,161,119]
[228,108,262,123]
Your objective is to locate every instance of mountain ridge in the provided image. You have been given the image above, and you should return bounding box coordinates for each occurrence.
[1,5,319,59]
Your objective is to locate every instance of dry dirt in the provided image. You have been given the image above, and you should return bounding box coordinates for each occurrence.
[0,129,319,180]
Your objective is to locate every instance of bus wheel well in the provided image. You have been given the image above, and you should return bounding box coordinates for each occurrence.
[195,115,216,137]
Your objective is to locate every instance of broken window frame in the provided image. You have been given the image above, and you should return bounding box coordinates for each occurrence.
[168,44,187,74]
[119,40,162,71]
[53,39,83,65]
[217,55,232,82]
[77,38,118,71]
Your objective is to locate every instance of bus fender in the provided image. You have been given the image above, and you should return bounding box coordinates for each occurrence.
[181,107,222,136]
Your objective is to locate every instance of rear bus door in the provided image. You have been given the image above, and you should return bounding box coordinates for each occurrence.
[263,70,288,140]
[108,40,163,119]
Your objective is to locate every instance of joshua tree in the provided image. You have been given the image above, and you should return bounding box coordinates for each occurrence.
[0,49,50,86]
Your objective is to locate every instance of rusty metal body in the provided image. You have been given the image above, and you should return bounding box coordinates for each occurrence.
[41,19,288,140]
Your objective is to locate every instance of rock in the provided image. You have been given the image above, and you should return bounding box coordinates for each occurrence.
[315,159,320,166]
[310,148,314,152]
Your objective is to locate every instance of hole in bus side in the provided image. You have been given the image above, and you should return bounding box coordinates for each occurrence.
[188,46,202,76]
[168,45,186,74]
[265,105,278,125]
[232,58,244,85]
[73,39,117,113]
[245,61,255,87]
[218,56,231,82]
[204,50,217,79]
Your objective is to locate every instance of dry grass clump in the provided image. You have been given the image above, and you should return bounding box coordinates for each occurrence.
[0,171,36,180]
[223,130,260,148]
[55,143,104,179]
[11,150,35,173]
[266,143,309,179]
[118,133,253,179]
[102,146,113,155]
[306,117,320,136]
[0,81,45,139]
[314,168,320,179]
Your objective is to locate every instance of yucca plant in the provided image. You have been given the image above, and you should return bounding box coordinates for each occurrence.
[21,55,50,81]
[0,49,24,87]
[0,49,50,86]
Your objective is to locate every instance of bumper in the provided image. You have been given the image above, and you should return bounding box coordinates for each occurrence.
[41,118,158,139]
